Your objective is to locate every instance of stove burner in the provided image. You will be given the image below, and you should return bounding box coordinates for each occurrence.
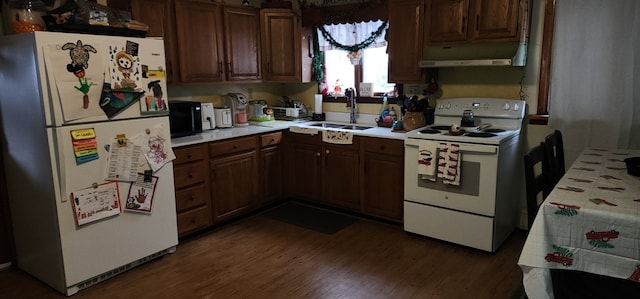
[430,125,451,130]
[465,132,498,138]
[484,128,505,133]
[419,129,442,134]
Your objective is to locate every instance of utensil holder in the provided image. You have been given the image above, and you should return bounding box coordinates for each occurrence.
[402,112,426,131]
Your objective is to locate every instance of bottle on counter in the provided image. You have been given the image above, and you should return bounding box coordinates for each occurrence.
[380,96,390,118]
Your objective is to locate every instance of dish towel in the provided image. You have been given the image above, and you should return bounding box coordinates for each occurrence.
[437,142,461,186]
[289,126,319,136]
[322,130,353,144]
[418,141,438,181]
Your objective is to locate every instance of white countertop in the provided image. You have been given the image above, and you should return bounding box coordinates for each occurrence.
[171,113,406,148]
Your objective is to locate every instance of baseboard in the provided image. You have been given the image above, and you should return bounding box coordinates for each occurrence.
[0,262,11,270]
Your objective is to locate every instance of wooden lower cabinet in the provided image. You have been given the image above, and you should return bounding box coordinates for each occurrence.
[173,131,404,236]
[322,144,360,210]
[209,136,258,223]
[260,132,283,206]
[283,132,361,210]
[284,132,404,222]
[173,144,212,237]
[360,137,405,222]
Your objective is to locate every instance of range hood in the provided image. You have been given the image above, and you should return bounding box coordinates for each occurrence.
[419,41,528,68]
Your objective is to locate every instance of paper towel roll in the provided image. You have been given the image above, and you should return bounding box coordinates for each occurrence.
[314,94,323,114]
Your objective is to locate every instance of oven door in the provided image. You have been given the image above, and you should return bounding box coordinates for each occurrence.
[404,138,499,217]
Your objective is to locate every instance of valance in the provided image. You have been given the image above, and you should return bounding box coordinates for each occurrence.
[301,0,388,27]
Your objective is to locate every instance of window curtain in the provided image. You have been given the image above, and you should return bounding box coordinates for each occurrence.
[548,0,640,166]
[316,20,388,51]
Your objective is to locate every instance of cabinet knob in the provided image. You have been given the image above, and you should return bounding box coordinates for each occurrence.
[233,145,238,149]
[316,152,321,157]
[380,145,385,151]
[187,154,192,159]
[325,149,330,154]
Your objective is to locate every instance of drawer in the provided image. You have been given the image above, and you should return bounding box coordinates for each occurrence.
[260,131,282,147]
[174,144,207,165]
[175,184,208,213]
[363,137,404,156]
[209,136,257,157]
[173,162,207,189]
[177,205,212,236]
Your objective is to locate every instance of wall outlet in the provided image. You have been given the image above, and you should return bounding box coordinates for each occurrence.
[405,84,423,96]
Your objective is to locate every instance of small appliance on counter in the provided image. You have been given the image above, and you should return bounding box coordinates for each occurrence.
[248,100,275,125]
[201,103,215,130]
[168,101,203,138]
[224,93,249,127]
[214,107,233,128]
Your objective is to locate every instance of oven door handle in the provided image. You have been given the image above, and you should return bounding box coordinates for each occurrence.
[405,139,497,155]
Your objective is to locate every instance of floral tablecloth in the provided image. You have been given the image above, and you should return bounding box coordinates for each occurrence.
[518,148,640,299]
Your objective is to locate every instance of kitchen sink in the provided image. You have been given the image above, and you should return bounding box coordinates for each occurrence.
[308,122,373,131]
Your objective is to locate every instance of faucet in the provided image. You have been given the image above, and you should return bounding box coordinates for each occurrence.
[345,88,357,123]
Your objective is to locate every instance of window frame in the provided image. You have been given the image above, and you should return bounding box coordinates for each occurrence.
[530,0,555,125]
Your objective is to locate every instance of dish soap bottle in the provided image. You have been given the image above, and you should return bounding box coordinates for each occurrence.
[380,96,390,118]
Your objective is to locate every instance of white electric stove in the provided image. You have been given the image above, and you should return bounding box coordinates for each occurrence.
[404,98,527,252]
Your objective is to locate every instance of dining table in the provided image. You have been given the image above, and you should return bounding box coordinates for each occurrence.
[518,148,640,299]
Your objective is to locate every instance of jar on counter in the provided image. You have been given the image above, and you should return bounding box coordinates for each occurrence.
[7,0,47,34]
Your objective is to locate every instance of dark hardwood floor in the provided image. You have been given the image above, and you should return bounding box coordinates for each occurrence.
[0,206,527,299]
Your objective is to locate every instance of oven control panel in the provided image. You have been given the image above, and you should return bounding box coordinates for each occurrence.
[435,98,526,119]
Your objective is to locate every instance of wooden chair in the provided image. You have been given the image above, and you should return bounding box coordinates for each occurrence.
[523,143,551,229]
[544,130,565,189]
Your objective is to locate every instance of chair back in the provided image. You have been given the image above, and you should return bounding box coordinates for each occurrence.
[544,130,566,189]
[524,143,551,229]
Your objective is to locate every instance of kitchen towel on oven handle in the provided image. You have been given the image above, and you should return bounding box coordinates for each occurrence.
[437,142,461,186]
[417,141,438,181]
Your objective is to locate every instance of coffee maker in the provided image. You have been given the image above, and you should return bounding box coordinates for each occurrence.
[224,93,249,127]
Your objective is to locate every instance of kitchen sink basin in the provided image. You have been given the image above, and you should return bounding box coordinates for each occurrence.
[308,122,373,131]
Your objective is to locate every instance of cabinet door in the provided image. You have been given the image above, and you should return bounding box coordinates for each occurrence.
[130,0,178,84]
[223,6,261,81]
[210,151,258,222]
[425,0,470,44]
[260,9,302,82]
[260,146,282,205]
[388,0,425,83]
[322,146,359,210]
[174,0,225,82]
[288,143,321,201]
[362,152,404,222]
[470,0,521,41]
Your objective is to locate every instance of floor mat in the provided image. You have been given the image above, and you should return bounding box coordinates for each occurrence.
[261,202,358,234]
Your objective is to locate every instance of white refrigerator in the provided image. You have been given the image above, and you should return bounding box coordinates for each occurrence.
[0,31,178,295]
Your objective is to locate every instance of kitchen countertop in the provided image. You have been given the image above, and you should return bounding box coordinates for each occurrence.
[171,115,406,148]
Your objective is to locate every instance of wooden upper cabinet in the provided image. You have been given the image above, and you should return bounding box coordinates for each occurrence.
[425,0,469,44]
[174,0,225,83]
[260,9,311,83]
[388,0,425,83]
[130,0,179,84]
[471,0,521,41]
[222,6,261,81]
[425,0,527,45]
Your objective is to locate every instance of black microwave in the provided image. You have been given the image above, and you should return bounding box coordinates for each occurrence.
[168,101,202,138]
